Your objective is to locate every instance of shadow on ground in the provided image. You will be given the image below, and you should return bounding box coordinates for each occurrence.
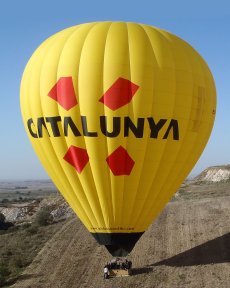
[131,267,153,275]
[151,232,230,267]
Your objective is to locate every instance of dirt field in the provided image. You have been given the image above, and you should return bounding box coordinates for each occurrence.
[11,186,230,288]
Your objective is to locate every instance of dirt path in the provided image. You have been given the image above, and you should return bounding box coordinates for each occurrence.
[11,196,230,288]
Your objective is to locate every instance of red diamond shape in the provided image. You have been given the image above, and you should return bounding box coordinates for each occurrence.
[106,146,135,176]
[48,77,77,110]
[64,146,89,173]
[99,77,139,110]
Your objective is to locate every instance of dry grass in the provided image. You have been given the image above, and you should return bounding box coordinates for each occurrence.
[174,181,230,201]
[0,221,64,286]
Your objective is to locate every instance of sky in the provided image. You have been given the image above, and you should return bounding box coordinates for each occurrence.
[0,0,229,180]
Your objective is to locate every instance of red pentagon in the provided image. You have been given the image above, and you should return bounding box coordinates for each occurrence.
[48,77,77,110]
[106,146,135,176]
[64,146,89,173]
[99,77,139,110]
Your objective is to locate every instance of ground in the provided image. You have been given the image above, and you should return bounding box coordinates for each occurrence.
[8,181,230,288]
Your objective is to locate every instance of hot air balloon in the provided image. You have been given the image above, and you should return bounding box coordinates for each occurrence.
[20,22,216,256]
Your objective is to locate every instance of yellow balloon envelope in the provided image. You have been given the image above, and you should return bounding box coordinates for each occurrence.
[20,22,216,256]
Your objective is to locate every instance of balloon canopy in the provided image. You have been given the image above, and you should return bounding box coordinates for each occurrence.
[20,22,216,256]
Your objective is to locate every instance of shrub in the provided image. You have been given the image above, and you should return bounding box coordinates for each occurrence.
[0,213,13,231]
[35,207,53,226]
[21,222,31,229]
[12,256,27,268]
[0,213,14,231]
[1,198,9,204]
[7,225,18,233]
[0,262,10,286]
[26,224,39,234]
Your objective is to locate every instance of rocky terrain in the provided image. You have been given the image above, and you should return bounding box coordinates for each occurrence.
[194,165,230,183]
[0,196,73,225]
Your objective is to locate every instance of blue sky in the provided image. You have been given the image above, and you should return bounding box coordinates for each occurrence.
[0,0,229,180]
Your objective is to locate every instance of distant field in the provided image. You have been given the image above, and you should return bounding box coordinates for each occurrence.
[0,180,58,204]
[1,179,230,204]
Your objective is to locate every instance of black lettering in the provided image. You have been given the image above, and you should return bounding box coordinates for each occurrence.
[46,116,61,137]
[100,116,120,137]
[147,118,167,138]
[27,115,180,141]
[124,117,144,138]
[27,118,38,138]
[81,116,98,137]
[64,117,81,136]
[37,117,50,138]
[163,119,179,140]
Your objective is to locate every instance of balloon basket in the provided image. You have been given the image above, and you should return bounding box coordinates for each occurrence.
[104,258,132,279]
[109,268,131,278]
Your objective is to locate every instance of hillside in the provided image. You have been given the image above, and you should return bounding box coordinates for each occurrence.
[9,179,230,288]
[194,165,230,183]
